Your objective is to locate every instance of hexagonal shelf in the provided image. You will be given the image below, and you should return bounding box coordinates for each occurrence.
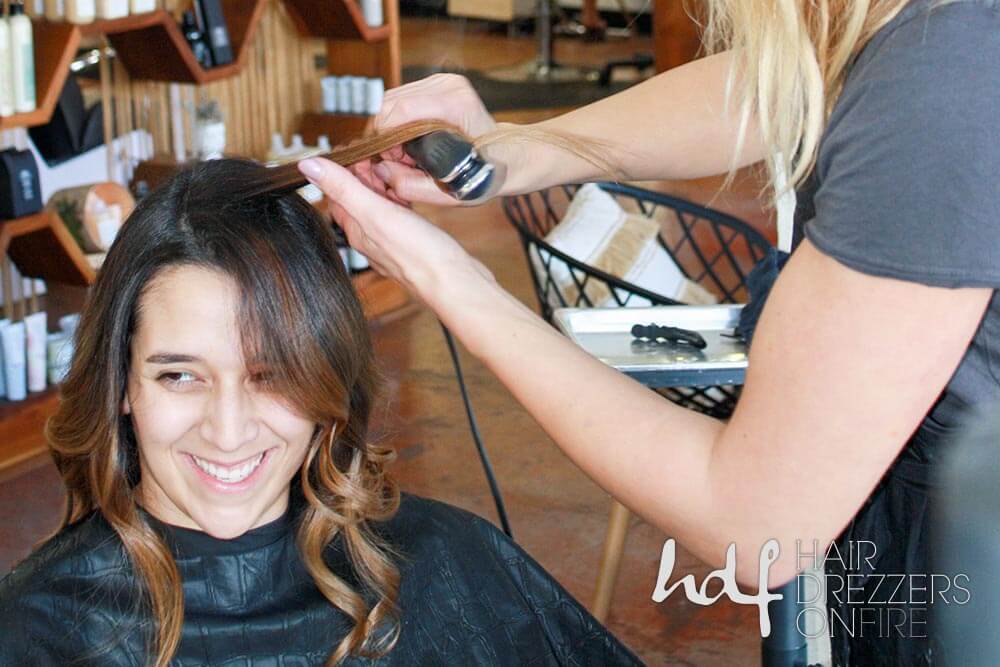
[0,20,81,131]
[283,0,392,42]
[0,210,95,287]
[79,0,268,85]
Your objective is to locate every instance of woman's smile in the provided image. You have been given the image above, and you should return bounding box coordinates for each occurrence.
[185,446,278,492]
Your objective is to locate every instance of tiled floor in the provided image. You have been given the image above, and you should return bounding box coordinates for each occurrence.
[0,16,771,665]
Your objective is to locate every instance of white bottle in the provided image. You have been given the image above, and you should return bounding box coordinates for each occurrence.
[269,132,286,160]
[130,0,154,13]
[44,0,64,20]
[9,2,36,114]
[0,8,13,117]
[96,0,128,19]
[25,0,44,17]
[320,76,338,113]
[349,77,365,114]
[65,0,95,24]
[365,77,384,115]
[335,77,350,116]
[360,0,383,27]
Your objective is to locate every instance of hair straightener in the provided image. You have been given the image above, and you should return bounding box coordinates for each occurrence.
[239,124,500,204]
[401,131,499,202]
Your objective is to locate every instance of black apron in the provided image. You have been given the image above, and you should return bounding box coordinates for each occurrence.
[738,236,949,666]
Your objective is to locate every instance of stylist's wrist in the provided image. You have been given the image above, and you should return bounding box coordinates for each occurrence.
[405,247,496,308]
[482,122,543,198]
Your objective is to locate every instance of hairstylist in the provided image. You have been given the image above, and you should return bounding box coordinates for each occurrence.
[297,1,999,664]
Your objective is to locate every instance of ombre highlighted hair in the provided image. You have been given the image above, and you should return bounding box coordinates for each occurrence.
[45,158,400,666]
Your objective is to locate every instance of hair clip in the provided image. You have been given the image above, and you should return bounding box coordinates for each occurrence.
[630,323,708,349]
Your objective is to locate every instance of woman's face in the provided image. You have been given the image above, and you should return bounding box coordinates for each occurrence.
[124,264,317,538]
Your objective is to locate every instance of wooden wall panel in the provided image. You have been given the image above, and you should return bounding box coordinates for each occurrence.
[91,0,326,160]
[653,0,703,72]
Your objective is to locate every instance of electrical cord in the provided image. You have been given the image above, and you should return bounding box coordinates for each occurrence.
[439,322,513,539]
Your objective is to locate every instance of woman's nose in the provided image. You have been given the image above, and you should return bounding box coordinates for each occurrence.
[199,381,260,452]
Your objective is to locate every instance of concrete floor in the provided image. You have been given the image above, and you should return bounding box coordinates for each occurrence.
[0,16,769,665]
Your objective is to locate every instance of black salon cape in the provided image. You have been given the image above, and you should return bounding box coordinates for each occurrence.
[0,493,642,666]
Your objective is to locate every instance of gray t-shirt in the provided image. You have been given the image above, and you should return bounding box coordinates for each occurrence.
[801,0,1000,434]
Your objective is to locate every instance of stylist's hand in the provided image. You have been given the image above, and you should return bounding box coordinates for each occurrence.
[352,74,501,208]
[299,156,493,297]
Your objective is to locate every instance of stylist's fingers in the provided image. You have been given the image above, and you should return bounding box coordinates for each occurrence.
[348,160,409,207]
[348,159,382,193]
[374,73,496,138]
[379,145,416,167]
[300,156,474,293]
[372,161,456,207]
[299,157,399,242]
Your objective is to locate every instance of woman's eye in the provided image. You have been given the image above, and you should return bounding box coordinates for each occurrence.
[158,371,197,387]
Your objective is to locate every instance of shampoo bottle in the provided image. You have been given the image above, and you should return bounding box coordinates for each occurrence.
[0,7,13,117]
[65,0,96,23]
[130,0,155,13]
[9,1,36,114]
[96,0,128,19]
[44,0,65,20]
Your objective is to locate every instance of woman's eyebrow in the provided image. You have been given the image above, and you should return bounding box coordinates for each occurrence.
[145,352,204,364]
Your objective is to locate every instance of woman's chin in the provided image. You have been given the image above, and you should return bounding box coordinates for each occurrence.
[191,509,262,540]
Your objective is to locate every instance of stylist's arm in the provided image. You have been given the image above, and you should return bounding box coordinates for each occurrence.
[351,54,766,208]
[297,159,990,591]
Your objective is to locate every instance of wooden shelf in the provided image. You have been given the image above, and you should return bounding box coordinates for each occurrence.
[299,112,372,144]
[0,386,62,475]
[0,21,81,131]
[79,1,267,84]
[2,0,400,129]
[0,210,95,287]
[283,0,391,42]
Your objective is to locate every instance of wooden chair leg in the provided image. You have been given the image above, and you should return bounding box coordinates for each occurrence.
[591,499,631,623]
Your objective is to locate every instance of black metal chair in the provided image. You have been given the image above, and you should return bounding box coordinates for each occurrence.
[504,181,771,416]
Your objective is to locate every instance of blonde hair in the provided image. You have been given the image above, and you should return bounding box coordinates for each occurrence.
[702,0,912,198]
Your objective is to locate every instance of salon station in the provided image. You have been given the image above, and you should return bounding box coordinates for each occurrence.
[1,0,997,664]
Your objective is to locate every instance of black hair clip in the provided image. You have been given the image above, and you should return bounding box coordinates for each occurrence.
[630,323,708,349]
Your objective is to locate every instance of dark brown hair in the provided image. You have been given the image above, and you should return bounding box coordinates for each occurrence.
[45,157,400,666]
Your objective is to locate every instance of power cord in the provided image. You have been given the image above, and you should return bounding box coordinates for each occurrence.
[439,322,513,539]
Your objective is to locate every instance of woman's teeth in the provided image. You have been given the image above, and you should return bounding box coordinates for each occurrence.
[192,452,265,483]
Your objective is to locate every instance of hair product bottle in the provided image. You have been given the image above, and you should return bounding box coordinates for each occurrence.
[0,320,27,401]
[360,0,383,27]
[44,0,65,20]
[24,310,47,392]
[96,0,128,19]
[9,1,36,114]
[130,0,155,13]
[0,6,13,117]
[65,0,97,23]
[181,11,212,68]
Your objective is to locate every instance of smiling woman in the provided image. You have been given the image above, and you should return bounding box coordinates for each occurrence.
[124,265,322,538]
[0,159,641,667]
